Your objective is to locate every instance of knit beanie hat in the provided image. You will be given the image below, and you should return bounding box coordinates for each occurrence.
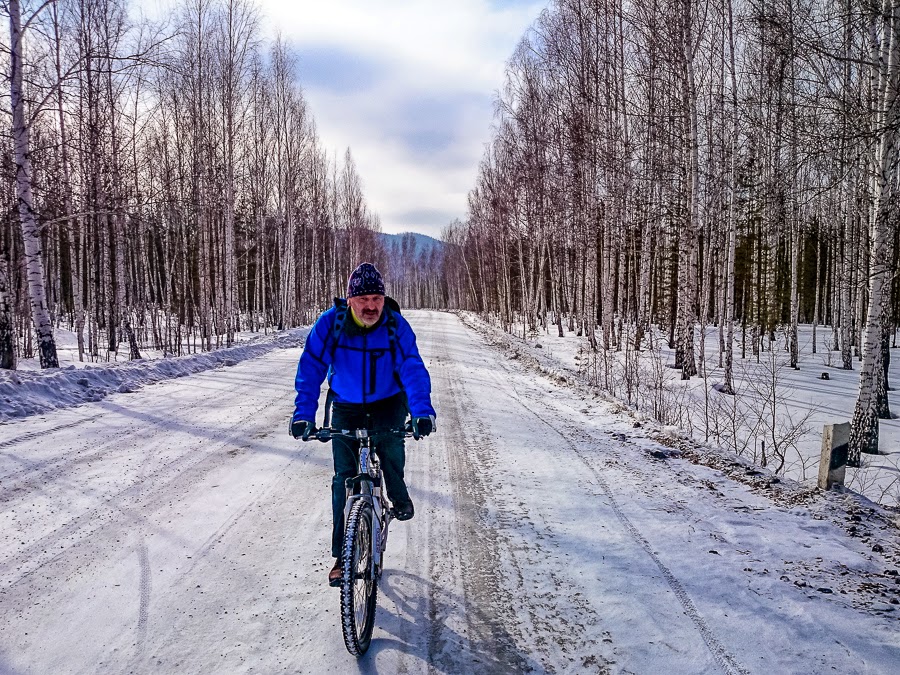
[347,262,385,298]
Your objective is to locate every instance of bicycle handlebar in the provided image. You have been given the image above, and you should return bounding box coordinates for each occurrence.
[302,425,415,443]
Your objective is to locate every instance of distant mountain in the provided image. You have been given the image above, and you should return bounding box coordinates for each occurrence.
[380,231,443,257]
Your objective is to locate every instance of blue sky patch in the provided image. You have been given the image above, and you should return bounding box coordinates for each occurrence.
[294,45,384,93]
[388,92,492,162]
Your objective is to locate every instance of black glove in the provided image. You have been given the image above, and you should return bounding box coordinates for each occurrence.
[412,415,436,439]
[289,419,315,440]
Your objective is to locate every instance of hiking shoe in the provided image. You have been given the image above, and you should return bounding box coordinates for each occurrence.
[394,501,414,521]
[328,558,342,587]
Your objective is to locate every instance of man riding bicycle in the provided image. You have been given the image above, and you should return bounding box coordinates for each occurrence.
[289,262,437,586]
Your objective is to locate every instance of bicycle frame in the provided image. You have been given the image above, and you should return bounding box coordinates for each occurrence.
[312,426,409,576]
[343,435,392,574]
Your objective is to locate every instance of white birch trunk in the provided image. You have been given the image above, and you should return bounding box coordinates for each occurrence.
[788,45,801,371]
[849,0,900,464]
[788,219,800,369]
[9,0,58,369]
[722,0,738,394]
[678,0,698,379]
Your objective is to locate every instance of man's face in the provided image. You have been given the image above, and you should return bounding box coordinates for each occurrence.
[348,294,385,327]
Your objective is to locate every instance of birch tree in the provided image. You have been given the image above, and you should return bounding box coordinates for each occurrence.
[849,0,900,464]
[0,0,382,364]
[9,0,59,368]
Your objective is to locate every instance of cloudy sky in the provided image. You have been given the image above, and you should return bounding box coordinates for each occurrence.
[257,0,547,238]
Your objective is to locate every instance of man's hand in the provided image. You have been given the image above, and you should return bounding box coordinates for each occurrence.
[289,419,315,440]
[412,415,436,439]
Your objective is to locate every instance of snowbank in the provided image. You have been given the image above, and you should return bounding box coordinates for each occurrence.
[0,328,308,422]
[456,312,900,512]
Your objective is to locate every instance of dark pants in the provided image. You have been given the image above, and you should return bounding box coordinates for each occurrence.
[330,393,410,559]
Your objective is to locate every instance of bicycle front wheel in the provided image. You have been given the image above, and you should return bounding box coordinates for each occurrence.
[340,500,378,655]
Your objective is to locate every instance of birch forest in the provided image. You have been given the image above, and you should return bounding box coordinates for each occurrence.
[435,0,900,466]
[6,0,900,477]
[1,0,387,370]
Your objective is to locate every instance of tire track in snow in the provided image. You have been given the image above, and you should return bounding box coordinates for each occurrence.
[131,430,154,665]
[173,439,315,581]
[117,441,322,673]
[0,364,263,498]
[136,537,151,648]
[425,315,535,673]
[0,414,103,452]
[409,313,618,672]
[0,354,286,508]
[490,354,749,675]
[0,396,279,589]
[0,414,105,486]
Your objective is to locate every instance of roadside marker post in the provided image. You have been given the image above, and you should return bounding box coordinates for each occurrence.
[818,422,850,490]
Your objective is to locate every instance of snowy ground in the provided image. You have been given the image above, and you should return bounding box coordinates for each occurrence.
[485,318,900,508]
[0,311,898,673]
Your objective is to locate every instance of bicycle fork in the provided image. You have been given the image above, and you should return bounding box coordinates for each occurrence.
[342,490,382,579]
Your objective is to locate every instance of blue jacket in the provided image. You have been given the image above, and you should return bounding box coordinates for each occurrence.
[292,299,436,423]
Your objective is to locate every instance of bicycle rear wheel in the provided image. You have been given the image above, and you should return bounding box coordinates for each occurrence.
[340,500,378,655]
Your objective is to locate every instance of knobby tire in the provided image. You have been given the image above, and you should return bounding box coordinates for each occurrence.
[341,500,377,655]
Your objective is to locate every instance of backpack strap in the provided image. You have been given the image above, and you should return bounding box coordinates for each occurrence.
[329,298,349,363]
[383,296,401,369]
[324,298,348,392]
[385,306,398,367]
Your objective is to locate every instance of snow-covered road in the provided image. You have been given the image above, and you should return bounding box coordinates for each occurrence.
[1,311,898,674]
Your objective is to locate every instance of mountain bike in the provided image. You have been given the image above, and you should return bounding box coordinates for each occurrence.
[307,424,414,656]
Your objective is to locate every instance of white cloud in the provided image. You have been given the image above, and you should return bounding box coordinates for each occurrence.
[257,0,546,237]
[264,1,539,90]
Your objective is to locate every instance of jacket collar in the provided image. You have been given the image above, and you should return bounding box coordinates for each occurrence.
[343,307,386,337]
